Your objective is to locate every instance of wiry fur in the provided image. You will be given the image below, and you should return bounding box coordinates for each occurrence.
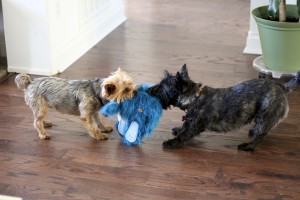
[148,64,300,151]
[15,70,131,140]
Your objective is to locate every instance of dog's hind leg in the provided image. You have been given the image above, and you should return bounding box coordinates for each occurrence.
[238,133,267,151]
[93,112,113,133]
[239,120,274,151]
[239,102,288,151]
[240,116,280,151]
[43,120,53,128]
[32,100,51,140]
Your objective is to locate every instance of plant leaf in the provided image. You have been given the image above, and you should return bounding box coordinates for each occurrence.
[268,0,280,20]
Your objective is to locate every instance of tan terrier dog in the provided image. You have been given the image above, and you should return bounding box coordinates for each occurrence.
[15,68,136,140]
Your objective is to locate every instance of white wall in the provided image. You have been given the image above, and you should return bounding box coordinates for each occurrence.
[244,0,296,55]
[2,0,126,75]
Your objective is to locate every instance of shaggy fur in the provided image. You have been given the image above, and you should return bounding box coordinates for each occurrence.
[101,84,163,146]
[148,64,300,151]
[15,69,134,140]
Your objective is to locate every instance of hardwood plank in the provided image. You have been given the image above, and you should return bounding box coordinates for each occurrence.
[0,0,300,199]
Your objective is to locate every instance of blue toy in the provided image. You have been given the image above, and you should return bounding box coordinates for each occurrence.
[101,84,163,146]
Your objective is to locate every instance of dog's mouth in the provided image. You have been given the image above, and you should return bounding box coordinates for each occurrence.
[147,86,155,96]
[118,91,136,103]
[147,85,178,110]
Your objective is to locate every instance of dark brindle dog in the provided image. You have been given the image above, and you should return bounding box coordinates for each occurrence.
[148,64,300,151]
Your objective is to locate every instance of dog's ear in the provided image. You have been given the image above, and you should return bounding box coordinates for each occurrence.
[176,71,183,82]
[178,64,190,81]
[117,67,122,72]
[105,84,116,95]
[112,67,123,75]
[163,70,172,78]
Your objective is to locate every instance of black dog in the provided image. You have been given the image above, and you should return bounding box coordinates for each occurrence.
[148,64,300,151]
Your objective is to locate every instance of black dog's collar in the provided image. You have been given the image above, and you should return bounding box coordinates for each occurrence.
[195,85,204,97]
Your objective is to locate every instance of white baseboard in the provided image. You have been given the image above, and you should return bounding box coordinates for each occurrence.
[8,66,56,76]
[243,31,262,55]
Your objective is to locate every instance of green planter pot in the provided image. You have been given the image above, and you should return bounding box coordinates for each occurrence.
[252,5,300,72]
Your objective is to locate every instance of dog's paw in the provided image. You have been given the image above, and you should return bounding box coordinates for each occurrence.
[163,138,184,149]
[94,133,109,140]
[237,143,255,152]
[39,134,51,140]
[103,125,113,133]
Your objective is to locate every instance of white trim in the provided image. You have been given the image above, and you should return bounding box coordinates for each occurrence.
[243,31,262,55]
[7,66,58,76]
[0,195,22,200]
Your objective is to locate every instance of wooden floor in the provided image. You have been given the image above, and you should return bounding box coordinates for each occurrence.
[1,0,300,199]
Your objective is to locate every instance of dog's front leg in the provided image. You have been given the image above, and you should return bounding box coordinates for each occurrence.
[163,130,187,148]
[172,115,188,136]
[163,120,205,149]
[93,112,113,133]
[172,126,184,136]
[81,114,108,140]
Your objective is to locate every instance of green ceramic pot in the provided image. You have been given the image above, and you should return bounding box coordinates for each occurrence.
[252,5,300,72]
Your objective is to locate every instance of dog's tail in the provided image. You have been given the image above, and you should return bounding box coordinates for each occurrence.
[15,73,32,90]
[284,71,300,90]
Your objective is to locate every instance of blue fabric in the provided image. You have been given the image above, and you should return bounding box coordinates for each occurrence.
[101,84,163,146]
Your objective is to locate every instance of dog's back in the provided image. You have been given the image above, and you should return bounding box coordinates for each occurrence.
[15,74,67,93]
[15,74,98,115]
[196,79,289,132]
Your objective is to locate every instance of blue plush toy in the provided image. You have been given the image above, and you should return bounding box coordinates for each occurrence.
[101,84,163,146]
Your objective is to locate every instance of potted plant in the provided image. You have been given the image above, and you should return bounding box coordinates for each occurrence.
[252,0,300,75]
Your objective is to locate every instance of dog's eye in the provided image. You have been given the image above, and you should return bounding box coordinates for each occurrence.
[123,87,130,93]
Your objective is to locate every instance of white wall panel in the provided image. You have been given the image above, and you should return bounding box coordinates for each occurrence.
[2,0,126,75]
